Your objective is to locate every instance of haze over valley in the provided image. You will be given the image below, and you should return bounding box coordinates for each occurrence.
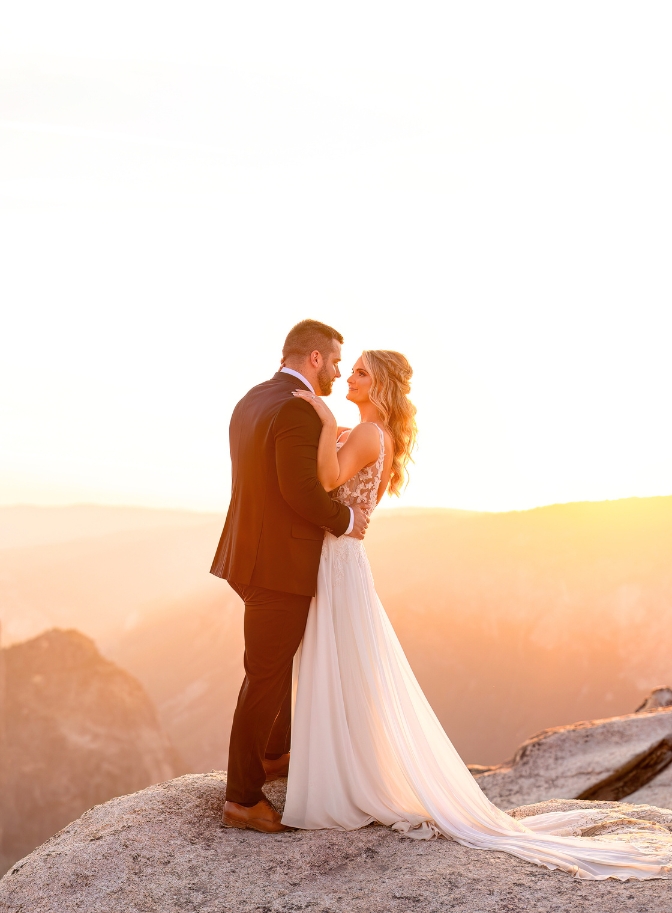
[2,497,670,769]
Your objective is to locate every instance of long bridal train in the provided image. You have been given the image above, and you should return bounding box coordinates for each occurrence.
[283,432,672,881]
[283,530,672,880]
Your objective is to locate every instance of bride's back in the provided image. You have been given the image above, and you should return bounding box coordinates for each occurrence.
[332,424,389,519]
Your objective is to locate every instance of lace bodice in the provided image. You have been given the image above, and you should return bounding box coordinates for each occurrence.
[332,424,385,520]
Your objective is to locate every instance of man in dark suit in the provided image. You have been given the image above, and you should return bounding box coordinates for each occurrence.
[212,319,368,832]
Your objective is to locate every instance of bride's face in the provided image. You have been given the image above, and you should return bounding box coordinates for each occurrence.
[346,356,372,404]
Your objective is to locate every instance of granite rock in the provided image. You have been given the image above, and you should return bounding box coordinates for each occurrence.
[1,772,671,913]
[0,629,179,874]
[636,688,672,713]
[475,705,672,809]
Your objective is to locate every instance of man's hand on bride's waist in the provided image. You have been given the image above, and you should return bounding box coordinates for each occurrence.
[346,505,368,540]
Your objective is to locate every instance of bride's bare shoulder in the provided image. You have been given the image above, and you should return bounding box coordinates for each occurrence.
[340,422,381,458]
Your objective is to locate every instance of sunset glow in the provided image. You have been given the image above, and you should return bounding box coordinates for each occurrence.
[2,2,671,513]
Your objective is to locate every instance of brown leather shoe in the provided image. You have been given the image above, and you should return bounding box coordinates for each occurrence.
[222,797,291,833]
[262,752,290,781]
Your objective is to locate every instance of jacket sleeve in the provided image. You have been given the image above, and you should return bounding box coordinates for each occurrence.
[274,397,351,537]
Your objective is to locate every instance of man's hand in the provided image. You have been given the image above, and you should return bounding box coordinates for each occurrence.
[346,505,368,540]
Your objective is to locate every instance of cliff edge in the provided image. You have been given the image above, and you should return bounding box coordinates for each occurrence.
[2,773,671,913]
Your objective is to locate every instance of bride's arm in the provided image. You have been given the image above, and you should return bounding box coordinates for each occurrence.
[292,391,379,491]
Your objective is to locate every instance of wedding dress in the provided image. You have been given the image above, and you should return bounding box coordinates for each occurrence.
[282,425,672,880]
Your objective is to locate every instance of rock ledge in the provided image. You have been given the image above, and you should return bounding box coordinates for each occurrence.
[2,773,672,913]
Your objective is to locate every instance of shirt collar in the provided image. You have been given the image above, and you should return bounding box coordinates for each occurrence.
[280,366,315,394]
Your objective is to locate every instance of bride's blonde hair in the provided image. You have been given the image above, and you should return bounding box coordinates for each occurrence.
[361,350,417,496]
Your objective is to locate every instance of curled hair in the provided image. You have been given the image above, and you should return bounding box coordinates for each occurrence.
[361,350,417,496]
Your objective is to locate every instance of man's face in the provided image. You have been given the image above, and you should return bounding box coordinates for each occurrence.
[316,341,342,396]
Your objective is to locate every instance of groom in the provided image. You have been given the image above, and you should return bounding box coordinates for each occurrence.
[211,319,368,833]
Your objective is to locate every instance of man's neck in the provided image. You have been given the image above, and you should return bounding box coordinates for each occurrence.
[280,365,315,394]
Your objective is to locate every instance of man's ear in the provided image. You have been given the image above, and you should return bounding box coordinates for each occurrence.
[309,349,322,368]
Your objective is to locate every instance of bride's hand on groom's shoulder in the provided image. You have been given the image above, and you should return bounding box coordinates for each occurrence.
[292,389,337,428]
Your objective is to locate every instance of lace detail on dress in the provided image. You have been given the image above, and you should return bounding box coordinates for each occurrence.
[326,424,385,586]
[330,535,361,585]
[332,424,385,521]
[286,419,672,880]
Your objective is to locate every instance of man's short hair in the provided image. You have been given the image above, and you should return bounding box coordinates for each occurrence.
[282,319,344,361]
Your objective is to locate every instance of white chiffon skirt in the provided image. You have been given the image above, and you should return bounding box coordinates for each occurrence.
[282,534,672,880]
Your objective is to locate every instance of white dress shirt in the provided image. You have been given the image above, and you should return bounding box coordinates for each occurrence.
[280,366,354,535]
[280,366,315,393]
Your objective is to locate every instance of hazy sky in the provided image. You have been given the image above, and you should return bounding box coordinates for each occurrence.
[2,2,672,513]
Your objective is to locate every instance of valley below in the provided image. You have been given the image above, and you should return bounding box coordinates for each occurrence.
[2,497,670,770]
[1,496,671,874]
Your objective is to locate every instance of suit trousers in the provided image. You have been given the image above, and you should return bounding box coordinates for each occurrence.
[226,581,312,806]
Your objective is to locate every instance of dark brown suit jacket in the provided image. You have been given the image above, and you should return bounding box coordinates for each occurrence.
[210,371,351,596]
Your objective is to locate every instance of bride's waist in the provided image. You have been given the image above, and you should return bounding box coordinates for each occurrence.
[331,497,375,521]
[324,531,365,549]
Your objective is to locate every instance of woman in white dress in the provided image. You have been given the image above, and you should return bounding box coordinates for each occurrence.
[283,349,672,881]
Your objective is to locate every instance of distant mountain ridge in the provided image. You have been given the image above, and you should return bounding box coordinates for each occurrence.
[2,497,671,768]
[0,504,216,550]
[0,628,180,875]
[0,512,223,646]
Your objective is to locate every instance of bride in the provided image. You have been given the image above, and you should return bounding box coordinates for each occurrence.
[283,349,671,881]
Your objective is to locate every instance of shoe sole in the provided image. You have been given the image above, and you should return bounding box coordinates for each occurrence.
[221,814,291,834]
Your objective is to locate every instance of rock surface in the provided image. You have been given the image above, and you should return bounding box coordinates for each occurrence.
[2,773,672,913]
[637,687,672,713]
[0,629,180,875]
[475,705,672,809]
[628,760,672,809]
